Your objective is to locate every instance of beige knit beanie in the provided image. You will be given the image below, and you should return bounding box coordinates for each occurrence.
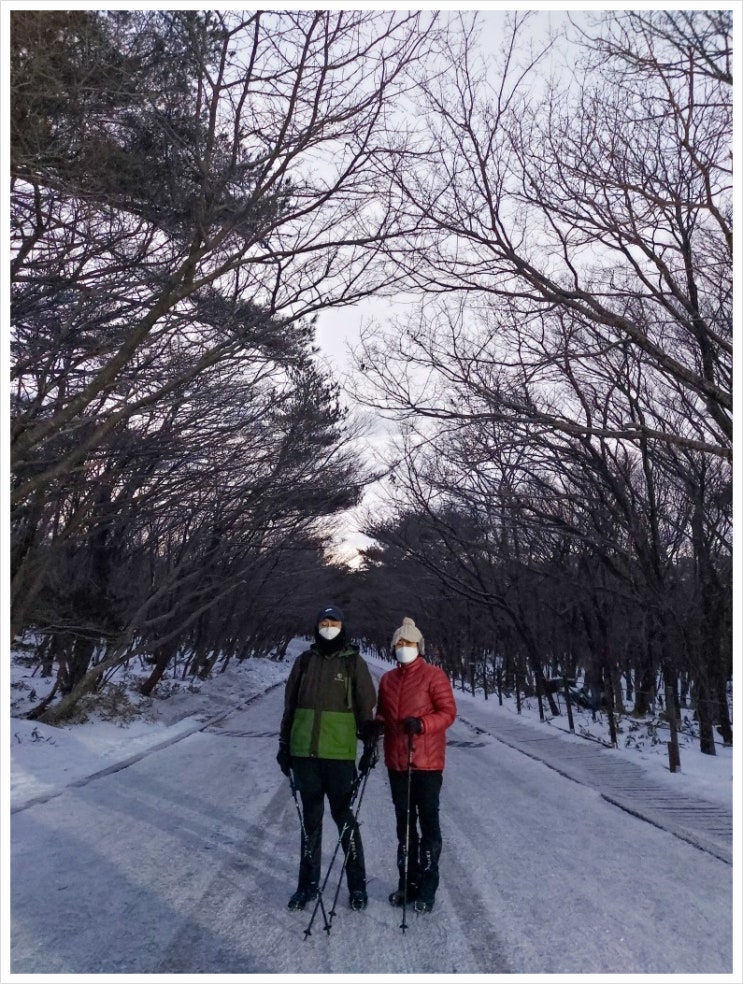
[391,616,425,655]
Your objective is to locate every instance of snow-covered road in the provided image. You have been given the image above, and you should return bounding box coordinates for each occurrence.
[10,669,732,976]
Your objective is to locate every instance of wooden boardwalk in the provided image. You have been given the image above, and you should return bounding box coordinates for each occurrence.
[458,714,733,865]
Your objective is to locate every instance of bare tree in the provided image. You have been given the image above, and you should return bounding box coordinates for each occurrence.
[349,10,731,753]
[363,9,731,459]
[10,11,438,513]
[10,10,439,673]
[24,350,370,722]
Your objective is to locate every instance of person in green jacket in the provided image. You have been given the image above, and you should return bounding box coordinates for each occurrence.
[277,605,378,912]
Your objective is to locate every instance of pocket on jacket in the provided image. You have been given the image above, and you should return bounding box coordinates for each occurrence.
[317,710,357,759]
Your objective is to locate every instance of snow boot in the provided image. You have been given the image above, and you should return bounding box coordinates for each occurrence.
[414,897,434,914]
[349,889,368,910]
[389,882,419,907]
[288,886,318,911]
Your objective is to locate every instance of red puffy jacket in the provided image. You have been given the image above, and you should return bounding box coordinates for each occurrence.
[376,657,457,771]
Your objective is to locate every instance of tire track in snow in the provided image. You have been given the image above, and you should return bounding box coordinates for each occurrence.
[155,779,297,973]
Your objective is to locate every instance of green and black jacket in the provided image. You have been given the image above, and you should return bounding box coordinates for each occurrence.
[280,644,377,760]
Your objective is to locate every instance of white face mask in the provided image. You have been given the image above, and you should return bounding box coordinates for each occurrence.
[395,645,418,664]
[318,625,341,641]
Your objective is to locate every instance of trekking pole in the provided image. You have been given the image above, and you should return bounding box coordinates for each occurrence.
[303,773,363,940]
[289,772,331,933]
[400,733,414,933]
[326,765,373,929]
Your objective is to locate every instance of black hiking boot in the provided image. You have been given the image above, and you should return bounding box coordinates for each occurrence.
[414,897,434,913]
[287,886,318,911]
[349,889,368,910]
[388,883,419,907]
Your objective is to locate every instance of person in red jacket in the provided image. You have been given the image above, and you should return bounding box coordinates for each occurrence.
[375,616,457,913]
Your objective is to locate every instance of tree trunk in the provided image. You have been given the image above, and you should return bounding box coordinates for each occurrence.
[715,678,732,746]
[140,645,174,697]
[694,677,717,756]
[59,636,96,696]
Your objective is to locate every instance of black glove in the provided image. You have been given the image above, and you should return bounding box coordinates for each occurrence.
[276,742,292,776]
[358,719,384,743]
[358,742,378,776]
[403,717,423,735]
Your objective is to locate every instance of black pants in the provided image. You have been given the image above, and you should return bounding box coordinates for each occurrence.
[291,757,366,894]
[388,769,443,903]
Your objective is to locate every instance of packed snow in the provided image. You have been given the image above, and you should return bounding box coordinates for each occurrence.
[5,639,739,981]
